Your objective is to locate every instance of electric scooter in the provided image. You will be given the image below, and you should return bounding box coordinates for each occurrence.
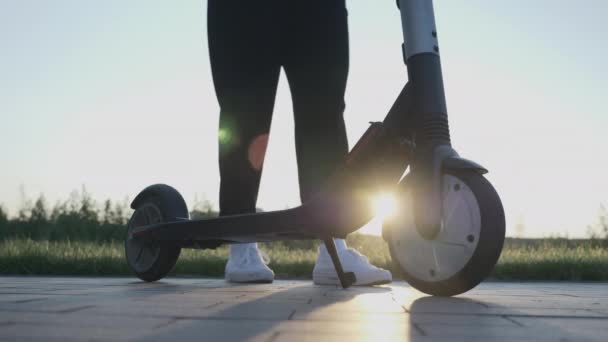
[124,0,505,296]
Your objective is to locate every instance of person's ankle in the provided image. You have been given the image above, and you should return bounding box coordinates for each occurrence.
[334,239,347,251]
[318,239,348,255]
[230,243,257,258]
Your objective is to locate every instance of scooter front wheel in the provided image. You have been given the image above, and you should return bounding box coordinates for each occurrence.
[385,170,505,296]
[125,188,185,282]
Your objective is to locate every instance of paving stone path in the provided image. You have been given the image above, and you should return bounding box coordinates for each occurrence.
[0,277,607,341]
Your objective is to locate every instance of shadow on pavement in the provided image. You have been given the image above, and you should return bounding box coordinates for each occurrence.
[132,280,392,341]
[407,296,585,341]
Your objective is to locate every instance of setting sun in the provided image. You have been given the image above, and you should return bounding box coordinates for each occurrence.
[371,192,398,219]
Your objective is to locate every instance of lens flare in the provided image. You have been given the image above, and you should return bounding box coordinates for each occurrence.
[371,192,397,219]
[248,134,269,171]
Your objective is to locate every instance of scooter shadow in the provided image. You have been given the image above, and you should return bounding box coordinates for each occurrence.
[406,295,579,341]
[133,280,392,341]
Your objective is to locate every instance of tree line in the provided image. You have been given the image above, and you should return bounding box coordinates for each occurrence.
[0,188,218,242]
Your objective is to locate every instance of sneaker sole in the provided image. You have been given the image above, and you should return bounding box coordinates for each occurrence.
[226,273,274,284]
[313,271,392,286]
[226,279,274,284]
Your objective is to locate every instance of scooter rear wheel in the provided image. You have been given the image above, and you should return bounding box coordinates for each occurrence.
[385,170,505,296]
[125,199,183,282]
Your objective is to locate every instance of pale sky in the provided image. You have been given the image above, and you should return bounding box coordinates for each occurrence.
[1,0,607,237]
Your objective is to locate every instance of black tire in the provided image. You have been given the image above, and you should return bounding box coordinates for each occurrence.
[125,185,187,282]
[386,170,505,296]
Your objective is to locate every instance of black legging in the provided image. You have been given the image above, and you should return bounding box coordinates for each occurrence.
[208,0,349,216]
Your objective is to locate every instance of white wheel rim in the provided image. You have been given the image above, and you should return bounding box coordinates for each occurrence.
[387,174,481,282]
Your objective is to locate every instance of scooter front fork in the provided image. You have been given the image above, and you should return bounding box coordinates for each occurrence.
[410,145,489,240]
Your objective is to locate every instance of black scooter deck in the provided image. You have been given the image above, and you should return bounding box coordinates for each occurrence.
[130,197,373,248]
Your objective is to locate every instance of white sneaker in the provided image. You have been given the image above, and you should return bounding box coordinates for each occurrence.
[313,245,392,286]
[225,243,275,283]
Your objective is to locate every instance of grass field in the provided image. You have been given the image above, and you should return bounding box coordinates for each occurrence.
[1,235,607,281]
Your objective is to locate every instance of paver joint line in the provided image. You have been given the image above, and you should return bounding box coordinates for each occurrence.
[13,298,48,304]
[475,301,490,308]
[56,305,96,314]
[152,318,179,330]
[0,292,89,296]
[406,311,608,320]
[266,331,281,342]
[168,316,290,322]
[203,301,223,309]
[501,315,525,327]
[412,323,427,336]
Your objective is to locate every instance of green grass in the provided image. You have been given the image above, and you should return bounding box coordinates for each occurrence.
[495,239,608,280]
[1,236,607,281]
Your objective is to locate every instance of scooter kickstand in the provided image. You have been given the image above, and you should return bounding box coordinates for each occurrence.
[323,238,357,289]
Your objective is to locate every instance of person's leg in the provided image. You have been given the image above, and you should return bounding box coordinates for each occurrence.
[282,1,391,285]
[282,1,349,203]
[208,0,280,283]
